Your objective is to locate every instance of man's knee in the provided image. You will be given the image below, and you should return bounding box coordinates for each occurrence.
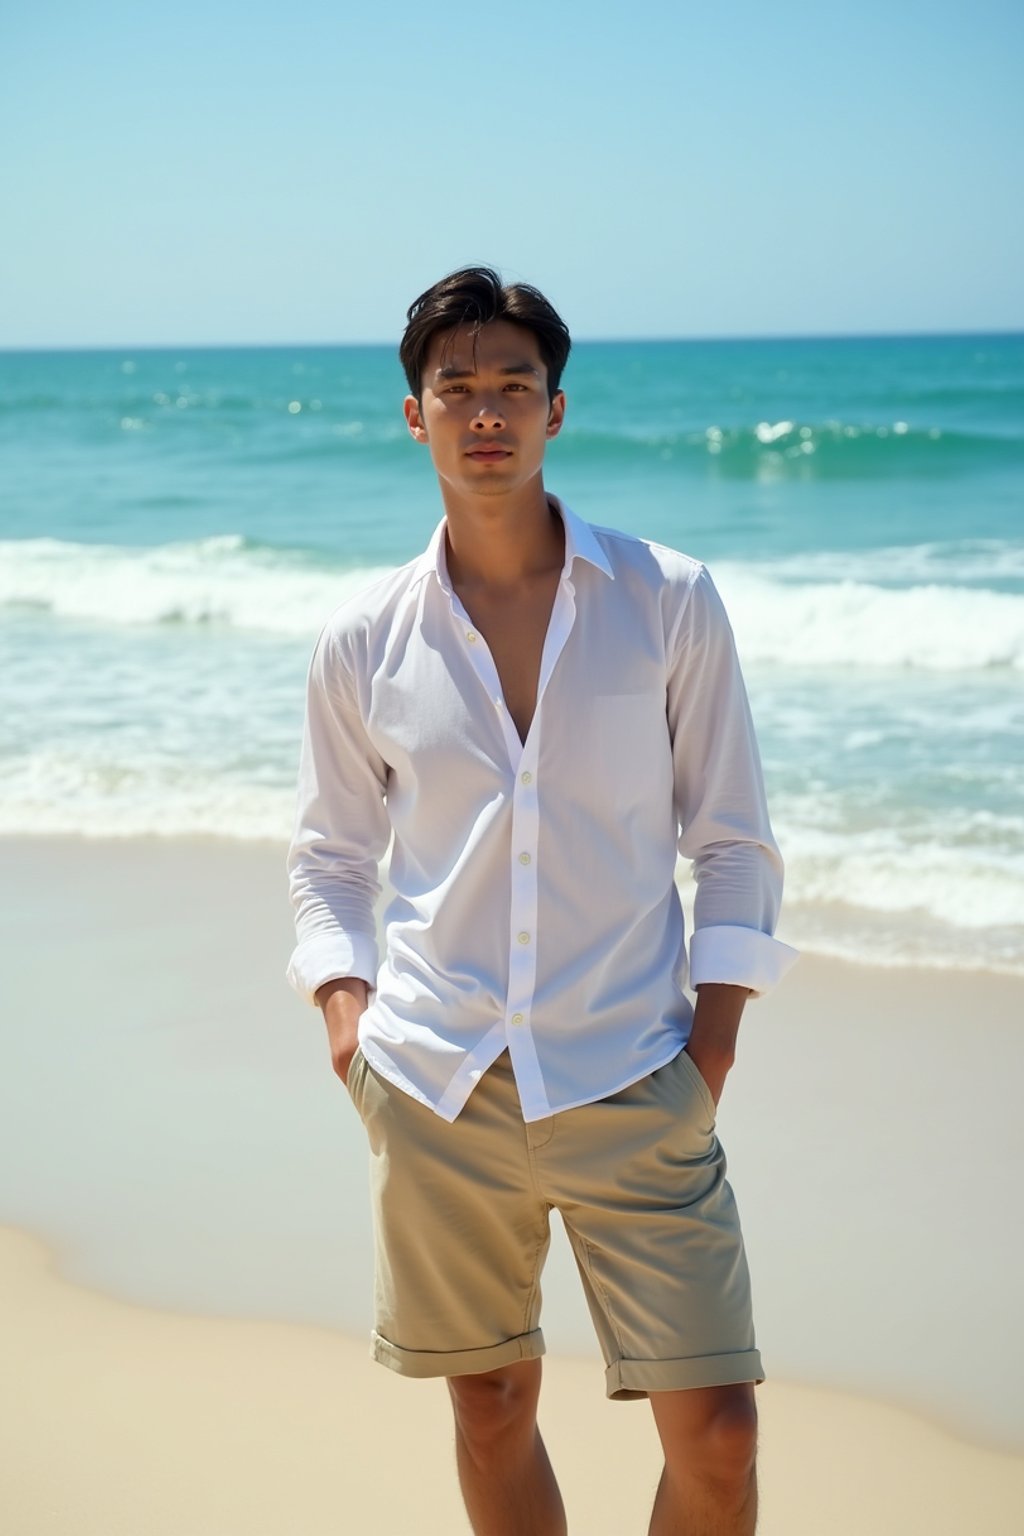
[700,1388,758,1481]
[447,1361,542,1448]
[654,1382,759,1486]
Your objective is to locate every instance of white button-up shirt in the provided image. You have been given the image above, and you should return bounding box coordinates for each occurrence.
[287,499,796,1122]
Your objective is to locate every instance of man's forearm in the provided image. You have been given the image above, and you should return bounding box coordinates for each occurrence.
[316,975,369,1013]
[685,982,750,1105]
[316,977,369,1084]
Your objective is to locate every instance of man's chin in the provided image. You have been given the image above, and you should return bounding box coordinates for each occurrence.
[447,469,526,498]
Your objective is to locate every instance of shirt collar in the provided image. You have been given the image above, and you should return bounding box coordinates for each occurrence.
[410,495,614,593]
[552,496,615,582]
[410,519,450,591]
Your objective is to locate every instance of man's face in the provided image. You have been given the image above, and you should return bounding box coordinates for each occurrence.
[403,321,565,500]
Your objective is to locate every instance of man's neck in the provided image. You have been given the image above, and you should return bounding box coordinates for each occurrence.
[441,482,564,590]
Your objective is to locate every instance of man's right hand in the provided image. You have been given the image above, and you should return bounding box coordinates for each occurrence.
[315,977,369,1086]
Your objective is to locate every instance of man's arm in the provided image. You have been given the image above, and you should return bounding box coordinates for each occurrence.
[287,623,390,1014]
[316,976,369,1085]
[685,983,750,1105]
[668,565,797,1098]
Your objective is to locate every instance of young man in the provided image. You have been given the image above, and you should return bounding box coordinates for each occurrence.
[287,267,796,1535]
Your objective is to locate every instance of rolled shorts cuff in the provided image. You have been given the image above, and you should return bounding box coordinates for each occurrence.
[371,1327,546,1380]
[605,1348,764,1401]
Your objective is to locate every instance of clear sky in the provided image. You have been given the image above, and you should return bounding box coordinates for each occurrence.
[2,0,1022,346]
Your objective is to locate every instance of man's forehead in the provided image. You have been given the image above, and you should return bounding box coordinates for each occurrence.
[424,321,545,380]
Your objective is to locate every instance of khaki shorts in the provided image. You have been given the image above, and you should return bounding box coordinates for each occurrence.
[345,1045,763,1399]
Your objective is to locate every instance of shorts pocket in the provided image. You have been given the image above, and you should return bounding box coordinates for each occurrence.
[675,1047,717,1123]
[345,1043,367,1111]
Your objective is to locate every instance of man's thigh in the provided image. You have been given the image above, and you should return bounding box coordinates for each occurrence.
[347,1047,551,1379]
[537,1048,763,1399]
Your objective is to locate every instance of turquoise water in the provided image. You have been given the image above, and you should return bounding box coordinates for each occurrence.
[2,334,1023,971]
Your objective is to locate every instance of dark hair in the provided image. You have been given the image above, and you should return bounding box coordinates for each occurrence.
[400,266,571,401]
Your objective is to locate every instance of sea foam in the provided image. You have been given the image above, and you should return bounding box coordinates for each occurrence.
[0,536,393,637]
[714,565,1024,671]
[5,744,1019,972]
[3,535,1024,670]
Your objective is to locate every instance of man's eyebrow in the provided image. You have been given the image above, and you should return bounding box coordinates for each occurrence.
[433,362,540,381]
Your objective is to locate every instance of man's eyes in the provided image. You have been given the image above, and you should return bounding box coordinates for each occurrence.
[443,382,529,394]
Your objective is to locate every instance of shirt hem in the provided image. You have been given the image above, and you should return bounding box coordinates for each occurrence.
[516,1042,687,1123]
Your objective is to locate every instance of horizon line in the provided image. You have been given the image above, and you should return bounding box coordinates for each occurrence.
[2,325,1023,356]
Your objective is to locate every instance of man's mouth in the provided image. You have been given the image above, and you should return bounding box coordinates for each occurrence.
[466,443,513,461]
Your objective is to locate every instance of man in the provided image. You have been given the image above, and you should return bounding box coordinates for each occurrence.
[287,266,796,1534]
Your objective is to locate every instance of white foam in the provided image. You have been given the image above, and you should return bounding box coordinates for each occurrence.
[0,748,293,842]
[4,535,1023,669]
[0,536,394,638]
[4,535,1024,670]
[769,912,1024,977]
[714,566,1024,670]
[6,748,1021,974]
[772,818,1024,930]
[746,539,1024,585]
[672,801,1024,975]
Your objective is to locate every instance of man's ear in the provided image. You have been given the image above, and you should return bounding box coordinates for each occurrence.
[404,394,428,443]
[545,390,566,440]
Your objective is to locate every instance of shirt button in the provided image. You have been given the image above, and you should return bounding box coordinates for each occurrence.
[511,1012,524,1026]
[466,631,477,644]
[518,852,531,866]
[517,931,530,945]
[520,771,533,785]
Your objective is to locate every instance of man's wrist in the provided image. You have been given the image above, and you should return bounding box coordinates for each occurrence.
[686,984,750,1100]
[316,977,368,1085]
[690,983,749,1049]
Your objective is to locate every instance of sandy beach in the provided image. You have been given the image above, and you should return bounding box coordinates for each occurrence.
[3,835,1024,1532]
[4,1225,1024,1536]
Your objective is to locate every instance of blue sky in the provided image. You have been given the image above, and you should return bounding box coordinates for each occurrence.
[2,0,1022,346]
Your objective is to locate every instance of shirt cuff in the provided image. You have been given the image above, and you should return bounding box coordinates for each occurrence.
[689,925,799,998]
[286,932,380,1007]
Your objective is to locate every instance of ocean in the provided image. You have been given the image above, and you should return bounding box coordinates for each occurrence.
[2,333,1022,974]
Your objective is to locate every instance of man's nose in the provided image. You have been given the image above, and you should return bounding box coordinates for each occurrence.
[472,397,506,430]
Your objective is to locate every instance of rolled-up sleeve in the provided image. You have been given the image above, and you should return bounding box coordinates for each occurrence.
[668,565,798,996]
[286,623,390,1005]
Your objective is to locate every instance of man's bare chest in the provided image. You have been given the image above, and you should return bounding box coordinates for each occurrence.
[455,577,560,744]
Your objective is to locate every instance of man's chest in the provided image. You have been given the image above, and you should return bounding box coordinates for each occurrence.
[358,592,675,822]
[452,575,562,745]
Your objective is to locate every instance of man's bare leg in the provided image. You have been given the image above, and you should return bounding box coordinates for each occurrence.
[447,1359,567,1536]
[647,1382,759,1535]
